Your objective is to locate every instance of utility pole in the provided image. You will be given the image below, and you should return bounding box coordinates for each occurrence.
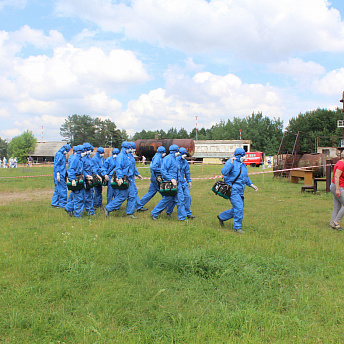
[195,115,198,141]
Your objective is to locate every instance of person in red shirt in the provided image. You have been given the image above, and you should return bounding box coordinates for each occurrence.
[330,158,344,230]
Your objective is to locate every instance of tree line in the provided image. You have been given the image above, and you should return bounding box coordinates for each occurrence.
[0,108,342,162]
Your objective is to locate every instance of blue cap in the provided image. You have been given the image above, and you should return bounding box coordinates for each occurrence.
[129,141,136,149]
[97,147,105,154]
[179,147,187,155]
[234,148,246,156]
[121,141,129,148]
[157,146,166,153]
[63,144,71,152]
[112,148,119,154]
[75,145,83,153]
[169,144,179,152]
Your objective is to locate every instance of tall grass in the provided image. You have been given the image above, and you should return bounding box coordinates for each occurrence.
[0,165,342,343]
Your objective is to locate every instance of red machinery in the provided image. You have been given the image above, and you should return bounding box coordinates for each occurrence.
[244,151,265,167]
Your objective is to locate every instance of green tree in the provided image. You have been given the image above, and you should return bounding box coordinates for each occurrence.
[166,127,178,139]
[286,108,342,147]
[0,137,8,159]
[60,114,124,147]
[177,128,189,139]
[131,130,156,140]
[8,130,37,163]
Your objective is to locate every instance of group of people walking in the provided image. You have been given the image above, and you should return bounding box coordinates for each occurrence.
[51,142,259,232]
[0,157,17,168]
[51,141,195,221]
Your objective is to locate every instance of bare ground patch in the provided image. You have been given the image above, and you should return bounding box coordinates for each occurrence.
[0,188,53,205]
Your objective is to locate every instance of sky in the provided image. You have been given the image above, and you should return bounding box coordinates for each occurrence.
[1,0,344,142]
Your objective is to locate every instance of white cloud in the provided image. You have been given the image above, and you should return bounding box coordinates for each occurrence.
[13,44,150,100]
[83,92,122,113]
[11,25,66,49]
[55,0,344,60]
[0,0,26,10]
[313,68,344,95]
[122,71,284,133]
[269,58,326,79]
[0,107,9,118]
[1,128,22,138]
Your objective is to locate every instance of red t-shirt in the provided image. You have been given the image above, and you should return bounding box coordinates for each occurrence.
[332,160,344,187]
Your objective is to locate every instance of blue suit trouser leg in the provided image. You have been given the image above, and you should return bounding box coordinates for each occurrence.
[94,185,103,207]
[127,181,137,214]
[183,185,192,216]
[51,178,59,206]
[219,192,244,229]
[176,186,186,220]
[140,180,160,206]
[84,188,95,214]
[65,189,84,217]
[107,185,114,205]
[106,189,128,212]
[151,196,174,218]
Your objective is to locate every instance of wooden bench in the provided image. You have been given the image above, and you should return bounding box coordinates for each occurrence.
[301,185,314,193]
[290,169,313,185]
[313,178,327,193]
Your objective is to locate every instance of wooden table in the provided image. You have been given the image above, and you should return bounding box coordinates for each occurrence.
[290,169,313,185]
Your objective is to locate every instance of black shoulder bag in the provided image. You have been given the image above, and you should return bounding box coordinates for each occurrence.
[212,164,242,200]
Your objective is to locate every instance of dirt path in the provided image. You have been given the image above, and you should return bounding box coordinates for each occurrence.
[0,188,53,205]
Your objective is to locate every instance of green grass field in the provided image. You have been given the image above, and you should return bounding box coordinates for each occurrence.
[0,164,343,343]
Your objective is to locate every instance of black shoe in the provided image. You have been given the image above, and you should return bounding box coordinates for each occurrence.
[217,215,224,227]
[187,215,195,219]
[65,209,73,217]
[150,214,158,220]
[137,207,148,212]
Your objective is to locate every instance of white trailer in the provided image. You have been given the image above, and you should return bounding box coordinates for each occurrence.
[192,140,251,161]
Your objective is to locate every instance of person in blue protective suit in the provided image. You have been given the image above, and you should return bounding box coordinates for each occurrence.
[166,147,195,219]
[92,146,106,208]
[82,143,100,216]
[140,146,166,207]
[128,141,148,212]
[151,145,187,221]
[51,143,71,208]
[66,145,77,204]
[103,147,119,204]
[65,145,85,218]
[217,148,258,234]
[104,141,137,218]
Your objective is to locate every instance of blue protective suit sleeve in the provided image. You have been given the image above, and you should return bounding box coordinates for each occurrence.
[150,154,162,175]
[183,160,191,183]
[54,152,65,174]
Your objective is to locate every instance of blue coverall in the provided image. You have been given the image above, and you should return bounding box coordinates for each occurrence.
[66,149,75,204]
[140,151,164,206]
[218,158,253,230]
[103,155,118,204]
[92,151,105,208]
[151,151,186,220]
[105,147,135,215]
[176,155,193,216]
[82,153,98,215]
[128,152,144,211]
[65,151,84,218]
[51,145,70,208]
